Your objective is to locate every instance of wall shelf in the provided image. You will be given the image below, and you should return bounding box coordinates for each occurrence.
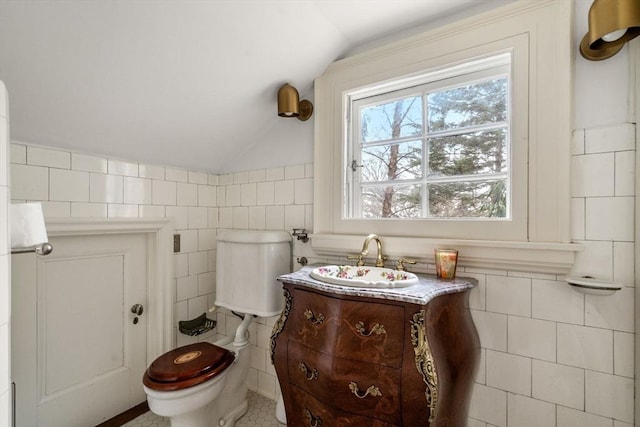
[564,276,622,296]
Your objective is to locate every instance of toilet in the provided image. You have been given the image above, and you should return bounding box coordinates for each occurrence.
[143,230,291,427]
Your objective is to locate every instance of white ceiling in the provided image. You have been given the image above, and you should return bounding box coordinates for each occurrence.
[0,0,513,173]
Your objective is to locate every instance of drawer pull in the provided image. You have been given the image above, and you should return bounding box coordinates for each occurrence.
[349,381,382,399]
[304,309,325,325]
[298,362,319,381]
[304,408,322,427]
[355,321,387,336]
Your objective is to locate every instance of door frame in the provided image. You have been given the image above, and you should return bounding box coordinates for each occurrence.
[632,37,639,426]
[44,217,174,363]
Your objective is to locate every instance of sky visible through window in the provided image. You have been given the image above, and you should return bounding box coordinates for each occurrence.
[355,75,509,219]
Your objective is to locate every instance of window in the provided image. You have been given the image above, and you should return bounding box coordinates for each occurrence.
[312,0,579,273]
[348,55,511,221]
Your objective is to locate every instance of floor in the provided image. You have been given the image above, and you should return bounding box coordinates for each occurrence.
[122,391,283,427]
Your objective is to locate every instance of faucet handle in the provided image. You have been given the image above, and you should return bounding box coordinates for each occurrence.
[347,254,365,266]
[396,258,417,271]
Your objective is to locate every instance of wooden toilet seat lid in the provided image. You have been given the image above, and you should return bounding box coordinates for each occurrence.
[143,342,234,391]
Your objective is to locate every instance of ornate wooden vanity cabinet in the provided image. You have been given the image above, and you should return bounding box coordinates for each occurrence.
[271,266,480,426]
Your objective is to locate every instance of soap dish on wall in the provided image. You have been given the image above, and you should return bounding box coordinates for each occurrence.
[564,276,622,296]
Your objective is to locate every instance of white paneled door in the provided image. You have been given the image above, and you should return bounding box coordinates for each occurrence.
[11,233,148,427]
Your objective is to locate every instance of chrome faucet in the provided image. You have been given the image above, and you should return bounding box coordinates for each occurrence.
[359,234,386,267]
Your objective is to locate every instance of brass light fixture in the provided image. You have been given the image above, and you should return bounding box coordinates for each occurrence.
[580,0,640,61]
[277,83,313,121]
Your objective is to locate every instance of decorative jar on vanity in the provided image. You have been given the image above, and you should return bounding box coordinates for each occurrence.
[271,265,479,426]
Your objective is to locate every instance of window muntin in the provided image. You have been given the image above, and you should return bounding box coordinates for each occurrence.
[348,56,510,220]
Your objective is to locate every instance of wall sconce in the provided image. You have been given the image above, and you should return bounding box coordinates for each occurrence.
[580,0,640,61]
[277,83,313,121]
[10,203,53,255]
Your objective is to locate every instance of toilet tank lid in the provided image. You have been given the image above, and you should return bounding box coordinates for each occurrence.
[217,230,291,244]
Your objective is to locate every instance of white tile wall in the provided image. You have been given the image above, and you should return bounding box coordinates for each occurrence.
[72,152,108,173]
[557,324,613,372]
[486,275,531,316]
[533,360,585,409]
[9,142,318,402]
[507,316,556,362]
[471,310,507,352]
[10,142,220,351]
[50,169,90,201]
[468,121,636,426]
[214,165,314,399]
[90,173,123,203]
[507,393,555,427]
[558,406,614,427]
[486,350,531,395]
[108,159,138,177]
[470,384,507,427]
[11,164,48,200]
[586,370,634,422]
[531,279,584,324]
[571,152,615,197]
[585,287,635,332]
[151,180,177,206]
[585,123,635,153]
[28,146,70,169]
[614,331,634,378]
[585,197,634,241]
[5,121,637,425]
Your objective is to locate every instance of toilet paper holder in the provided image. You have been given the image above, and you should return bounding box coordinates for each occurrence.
[10,203,53,256]
[11,242,53,255]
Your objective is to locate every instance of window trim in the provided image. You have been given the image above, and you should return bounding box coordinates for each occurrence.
[312,0,580,273]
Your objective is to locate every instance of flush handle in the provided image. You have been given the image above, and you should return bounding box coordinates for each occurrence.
[131,304,144,315]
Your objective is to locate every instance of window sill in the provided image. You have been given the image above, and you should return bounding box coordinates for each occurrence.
[310,233,581,275]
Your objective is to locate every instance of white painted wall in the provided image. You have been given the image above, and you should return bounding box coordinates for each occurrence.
[223,98,315,173]
[0,82,11,427]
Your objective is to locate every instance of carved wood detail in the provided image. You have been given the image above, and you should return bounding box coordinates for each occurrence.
[410,309,438,423]
[270,287,292,363]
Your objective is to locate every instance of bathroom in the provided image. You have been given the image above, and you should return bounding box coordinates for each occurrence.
[0,0,638,426]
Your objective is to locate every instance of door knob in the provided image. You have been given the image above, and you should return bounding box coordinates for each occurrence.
[131,304,144,316]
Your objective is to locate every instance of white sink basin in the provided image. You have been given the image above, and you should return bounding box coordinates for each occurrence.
[310,265,419,288]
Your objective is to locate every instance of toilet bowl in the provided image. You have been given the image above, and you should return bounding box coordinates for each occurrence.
[142,230,291,427]
[143,334,252,427]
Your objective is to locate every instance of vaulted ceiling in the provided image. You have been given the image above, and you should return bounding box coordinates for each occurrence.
[0,0,513,173]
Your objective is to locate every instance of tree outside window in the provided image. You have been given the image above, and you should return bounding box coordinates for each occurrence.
[354,71,509,220]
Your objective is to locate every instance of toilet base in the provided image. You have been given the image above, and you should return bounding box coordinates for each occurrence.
[216,398,248,427]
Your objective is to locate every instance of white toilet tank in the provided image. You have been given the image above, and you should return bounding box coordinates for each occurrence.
[216,230,291,317]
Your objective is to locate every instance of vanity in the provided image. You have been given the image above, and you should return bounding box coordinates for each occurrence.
[271,265,480,426]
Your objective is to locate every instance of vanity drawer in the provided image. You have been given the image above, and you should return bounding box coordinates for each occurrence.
[336,298,404,367]
[288,340,401,425]
[290,287,405,368]
[288,384,400,427]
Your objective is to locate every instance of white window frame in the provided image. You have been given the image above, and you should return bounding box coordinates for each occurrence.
[312,0,580,273]
[347,55,513,223]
